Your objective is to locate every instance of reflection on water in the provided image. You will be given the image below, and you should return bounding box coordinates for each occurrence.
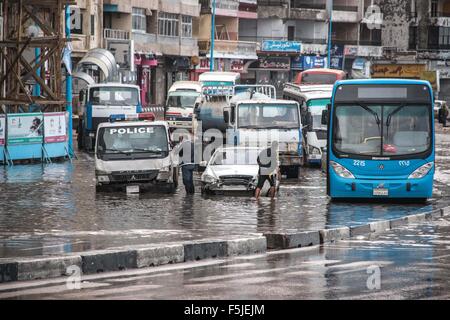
[0,138,449,258]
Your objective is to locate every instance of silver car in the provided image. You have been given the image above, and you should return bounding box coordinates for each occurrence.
[201,147,280,195]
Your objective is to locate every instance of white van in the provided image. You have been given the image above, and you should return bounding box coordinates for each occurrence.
[165,81,201,130]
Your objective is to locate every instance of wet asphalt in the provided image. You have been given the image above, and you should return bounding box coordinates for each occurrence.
[1,216,450,300]
[0,125,450,258]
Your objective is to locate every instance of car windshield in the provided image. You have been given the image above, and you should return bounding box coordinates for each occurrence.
[97,125,168,160]
[302,73,337,85]
[210,149,259,166]
[166,91,199,109]
[307,98,330,130]
[89,87,139,106]
[238,103,300,129]
[333,104,431,157]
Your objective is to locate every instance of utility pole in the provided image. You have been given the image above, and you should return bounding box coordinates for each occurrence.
[65,5,73,155]
[327,0,333,68]
[210,0,216,71]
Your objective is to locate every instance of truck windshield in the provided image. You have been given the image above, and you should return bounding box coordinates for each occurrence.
[307,98,330,131]
[210,149,259,166]
[238,104,300,129]
[333,104,431,157]
[302,73,337,85]
[89,87,139,106]
[97,125,168,160]
[166,91,199,109]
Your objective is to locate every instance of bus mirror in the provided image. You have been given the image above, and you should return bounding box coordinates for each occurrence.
[224,110,230,124]
[321,109,329,125]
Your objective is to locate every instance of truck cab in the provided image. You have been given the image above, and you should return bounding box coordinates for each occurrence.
[165,81,201,131]
[223,98,303,179]
[94,113,178,193]
[283,84,333,166]
[78,83,142,151]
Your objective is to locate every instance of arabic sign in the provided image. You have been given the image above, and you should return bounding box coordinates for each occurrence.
[291,56,303,70]
[230,59,244,72]
[420,71,439,91]
[330,56,343,69]
[44,112,67,143]
[7,113,44,145]
[372,64,426,78]
[0,115,5,146]
[258,56,291,70]
[261,40,302,53]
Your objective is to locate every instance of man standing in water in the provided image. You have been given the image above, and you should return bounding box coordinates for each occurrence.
[178,136,196,194]
[255,144,278,200]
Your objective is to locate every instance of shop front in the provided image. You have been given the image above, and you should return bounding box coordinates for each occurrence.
[134,53,158,107]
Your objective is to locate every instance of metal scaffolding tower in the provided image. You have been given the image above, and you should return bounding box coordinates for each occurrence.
[0,0,74,113]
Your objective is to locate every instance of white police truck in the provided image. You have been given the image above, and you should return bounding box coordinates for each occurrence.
[95,113,179,193]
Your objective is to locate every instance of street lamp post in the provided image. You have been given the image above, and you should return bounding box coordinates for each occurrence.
[327,0,333,69]
[210,0,216,72]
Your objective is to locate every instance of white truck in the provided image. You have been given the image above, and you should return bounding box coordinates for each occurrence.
[283,84,332,166]
[223,88,303,179]
[165,81,201,130]
[77,83,142,151]
[94,113,179,193]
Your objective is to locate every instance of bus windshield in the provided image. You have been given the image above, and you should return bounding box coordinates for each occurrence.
[89,87,139,106]
[238,104,300,129]
[333,104,431,157]
[307,98,330,130]
[97,125,168,160]
[166,91,199,109]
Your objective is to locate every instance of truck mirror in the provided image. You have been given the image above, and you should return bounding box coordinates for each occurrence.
[224,110,230,124]
[321,109,329,126]
[193,103,200,115]
[307,111,313,131]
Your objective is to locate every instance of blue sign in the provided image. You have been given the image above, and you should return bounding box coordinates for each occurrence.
[303,56,327,70]
[291,56,303,70]
[330,56,343,69]
[261,40,302,53]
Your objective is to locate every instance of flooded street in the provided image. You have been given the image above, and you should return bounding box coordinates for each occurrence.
[1,126,450,258]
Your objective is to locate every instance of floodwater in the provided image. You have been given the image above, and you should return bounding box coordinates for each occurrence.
[1,128,450,258]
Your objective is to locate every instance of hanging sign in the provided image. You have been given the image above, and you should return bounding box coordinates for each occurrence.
[7,113,44,145]
[44,112,67,143]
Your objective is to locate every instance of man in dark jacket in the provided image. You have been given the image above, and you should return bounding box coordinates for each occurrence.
[255,145,277,200]
[178,137,196,194]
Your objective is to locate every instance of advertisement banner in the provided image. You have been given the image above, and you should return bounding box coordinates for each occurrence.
[7,113,44,145]
[261,40,302,53]
[0,115,5,146]
[44,112,67,143]
[291,56,303,70]
[303,56,327,69]
[230,59,244,72]
[258,56,291,70]
[371,64,426,78]
[330,56,343,69]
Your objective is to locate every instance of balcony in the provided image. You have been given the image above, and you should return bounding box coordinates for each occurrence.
[103,28,130,41]
[199,39,258,59]
[289,1,360,22]
[430,12,450,27]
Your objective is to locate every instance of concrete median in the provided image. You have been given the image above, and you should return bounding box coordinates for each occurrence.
[265,231,321,249]
[319,227,350,243]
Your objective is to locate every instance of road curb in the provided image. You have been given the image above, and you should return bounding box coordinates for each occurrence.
[264,231,321,249]
[1,207,449,284]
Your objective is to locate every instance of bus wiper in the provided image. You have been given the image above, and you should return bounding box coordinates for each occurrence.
[356,103,381,131]
[386,104,405,127]
[133,148,163,153]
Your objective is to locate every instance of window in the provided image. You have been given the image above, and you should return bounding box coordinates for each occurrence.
[431,0,438,17]
[409,26,417,50]
[132,7,146,32]
[91,15,95,36]
[181,16,192,38]
[158,12,179,37]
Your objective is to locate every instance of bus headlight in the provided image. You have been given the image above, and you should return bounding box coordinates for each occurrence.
[408,162,434,179]
[330,161,355,179]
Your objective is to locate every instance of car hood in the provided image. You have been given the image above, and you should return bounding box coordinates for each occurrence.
[209,165,259,178]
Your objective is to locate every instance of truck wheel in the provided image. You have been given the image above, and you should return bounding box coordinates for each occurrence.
[77,120,84,150]
[286,166,300,179]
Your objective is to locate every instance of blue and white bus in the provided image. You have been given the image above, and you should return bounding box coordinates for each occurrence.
[325,79,435,200]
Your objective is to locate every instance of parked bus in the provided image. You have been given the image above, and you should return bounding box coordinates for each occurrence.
[324,79,435,200]
[294,68,346,85]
